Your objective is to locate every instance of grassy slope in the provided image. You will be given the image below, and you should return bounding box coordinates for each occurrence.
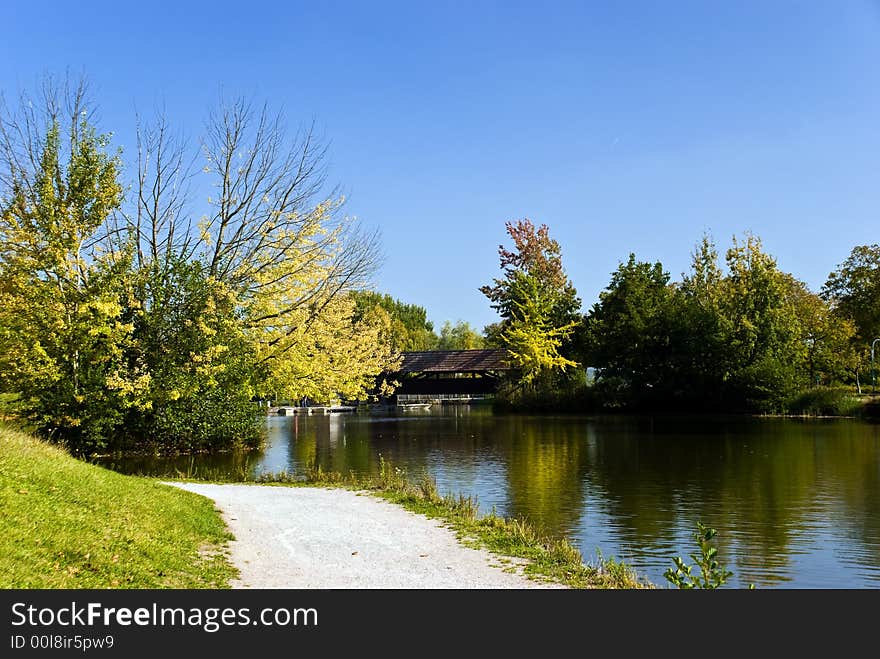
[0,425,236,588]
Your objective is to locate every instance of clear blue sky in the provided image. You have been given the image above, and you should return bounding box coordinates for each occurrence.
[2,1,879,330]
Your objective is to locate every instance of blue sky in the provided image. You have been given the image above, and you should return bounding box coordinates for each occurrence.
[2,1,879,330]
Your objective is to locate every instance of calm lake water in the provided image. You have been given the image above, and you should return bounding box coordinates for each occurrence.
[100,408,880,588]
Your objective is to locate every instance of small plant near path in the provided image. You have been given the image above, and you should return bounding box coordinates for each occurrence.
[664,522,733,589]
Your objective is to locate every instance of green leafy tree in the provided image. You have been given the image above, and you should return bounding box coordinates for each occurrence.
[786,277,858,388]
[582,254,674,406]
[822,245,880,388]
[351,291,439,352]
[583,234,850,411]
[675,235,730,404]
[127,257,261,450]
[1,79,398,452]
[721,234,803,410]
[481,219,580,333]
[183,98,395,405]
[437,320,484,350]
[500,272,578,383]
[822,244,880,344]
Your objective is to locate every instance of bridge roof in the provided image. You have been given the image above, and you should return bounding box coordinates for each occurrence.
[398,349,509,373]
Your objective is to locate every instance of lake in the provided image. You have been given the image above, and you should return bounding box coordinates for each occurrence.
[100,407,880,588]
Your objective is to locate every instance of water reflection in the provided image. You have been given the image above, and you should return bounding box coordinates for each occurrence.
[99,408,880,588]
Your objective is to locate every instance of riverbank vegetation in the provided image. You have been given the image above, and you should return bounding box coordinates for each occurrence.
[0,424,236,588]
[3,74,879,461]
[0,78,401,455]
[0,77,515,457]
[482,220,880,416]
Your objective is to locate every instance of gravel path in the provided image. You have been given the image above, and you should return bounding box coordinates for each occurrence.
[168,483,554,588]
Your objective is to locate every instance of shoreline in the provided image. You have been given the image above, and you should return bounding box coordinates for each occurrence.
[163,462,650,589]
[167,482,557,589]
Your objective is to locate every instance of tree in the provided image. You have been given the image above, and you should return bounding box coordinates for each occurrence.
[126,255,261,450]
[351,291,439,352]
[675,235,729,404]
[721,234,803,409]
[786,277,858,388]
[822,245,880,342]
[0,79,397,452]
[125,97,396,408]
[582,234,846,411]
[0,79,143,452]
[582,254,674,405]
[190,98,394,402]
[261,292,396,403]
[480,219,580,385]
[437,320,484,350]
[499,271,578,383]
[822,245,880,386]
[480,219,580,332]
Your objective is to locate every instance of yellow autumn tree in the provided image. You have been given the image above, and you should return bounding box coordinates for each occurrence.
[1,80,397,454]
[0,81,149,452]
[183,98,398,403]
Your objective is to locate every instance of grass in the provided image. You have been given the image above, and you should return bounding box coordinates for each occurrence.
[784,387,865,417]
[0,424,237,588]
[186,456,650,589]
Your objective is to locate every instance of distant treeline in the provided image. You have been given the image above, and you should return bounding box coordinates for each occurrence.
[479,220,880,415]
[351,291,484,352]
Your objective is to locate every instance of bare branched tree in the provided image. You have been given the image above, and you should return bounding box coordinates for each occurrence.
[0,75,93,201]
[195,97,382,344]
[129,110,196,269]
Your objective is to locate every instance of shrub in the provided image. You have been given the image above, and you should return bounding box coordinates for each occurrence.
[785,387,862,417]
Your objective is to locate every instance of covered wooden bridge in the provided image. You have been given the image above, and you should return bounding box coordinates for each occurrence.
[392,349,510,402]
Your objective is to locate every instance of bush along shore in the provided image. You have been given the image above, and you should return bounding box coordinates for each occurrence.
[491,382,880,419]
[0,424,237,588]
[169,457,650,589]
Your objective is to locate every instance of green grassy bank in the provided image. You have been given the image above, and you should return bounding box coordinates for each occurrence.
[0,425,236,588]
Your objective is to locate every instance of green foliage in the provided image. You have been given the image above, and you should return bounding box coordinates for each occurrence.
[127,257,261,451]
[595,549,643,589]
[822,244,880,344]
[351,291,439,351]
[664,522,733,589]
[481,219,581,331]
[1,80,394,453]
[0,108,136,453]
[583,234,858,412]
[481,219,581,389]
[437,320,485,350]
[822,244,880,390]
[500,271,579,383]
[721,235,803,409]
[785,387,862,417]
[581,254,673,405]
